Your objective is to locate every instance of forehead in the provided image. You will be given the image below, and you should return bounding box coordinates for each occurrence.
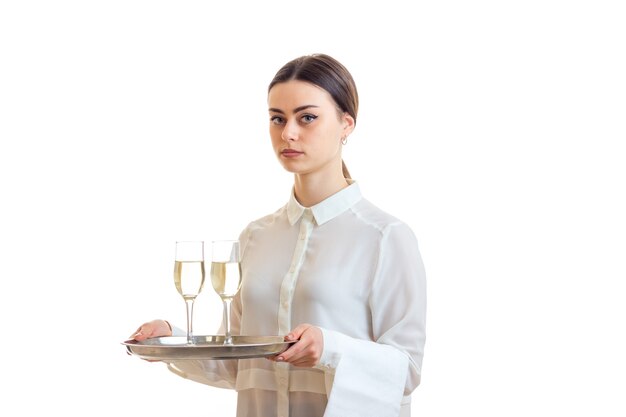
[268,80,335,110]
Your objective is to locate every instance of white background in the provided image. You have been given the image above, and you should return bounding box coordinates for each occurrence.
[1,1,624,416]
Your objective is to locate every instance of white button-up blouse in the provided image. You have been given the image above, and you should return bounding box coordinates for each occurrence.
[166,181,427,417]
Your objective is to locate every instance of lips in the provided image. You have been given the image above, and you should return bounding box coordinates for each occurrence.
[281,149,303,157]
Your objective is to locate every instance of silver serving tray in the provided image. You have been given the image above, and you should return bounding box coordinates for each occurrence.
[122,335,295,360]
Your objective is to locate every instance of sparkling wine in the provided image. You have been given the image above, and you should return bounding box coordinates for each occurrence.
[174,260,205,300]
[210,261,242,299]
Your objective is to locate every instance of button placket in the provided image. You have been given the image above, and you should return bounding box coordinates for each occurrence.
[276,209,314,416]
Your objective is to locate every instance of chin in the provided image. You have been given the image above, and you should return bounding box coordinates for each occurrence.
[281,166,300,175]
[278,160,302,174]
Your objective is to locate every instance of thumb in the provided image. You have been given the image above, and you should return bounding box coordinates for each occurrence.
[285,323,312,341]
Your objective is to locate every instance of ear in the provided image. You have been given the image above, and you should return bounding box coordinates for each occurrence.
[342,113,356,136]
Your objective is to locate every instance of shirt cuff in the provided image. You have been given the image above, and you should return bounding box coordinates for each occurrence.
[313,327,410,417]
[170,323,186,337]
[315,327,343,371]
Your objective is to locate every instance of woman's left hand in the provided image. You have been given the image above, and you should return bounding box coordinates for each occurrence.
[270,323,323,367]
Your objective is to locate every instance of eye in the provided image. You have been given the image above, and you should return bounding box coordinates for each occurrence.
[300,114,318,124]
[270,115,285,125]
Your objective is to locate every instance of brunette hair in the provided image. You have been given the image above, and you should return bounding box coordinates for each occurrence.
[268,54,359,179]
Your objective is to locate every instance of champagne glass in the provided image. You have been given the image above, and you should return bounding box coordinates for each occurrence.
[174,241,206,344]
[210,240,242,345]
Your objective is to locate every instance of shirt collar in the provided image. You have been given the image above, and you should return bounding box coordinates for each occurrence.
[286,180,362,226]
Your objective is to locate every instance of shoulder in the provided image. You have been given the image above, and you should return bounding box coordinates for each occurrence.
[239,204,287,239]
[351,198,413,234]
[349,198,421,254]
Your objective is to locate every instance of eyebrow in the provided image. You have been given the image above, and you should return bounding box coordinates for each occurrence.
[268,104,320,114]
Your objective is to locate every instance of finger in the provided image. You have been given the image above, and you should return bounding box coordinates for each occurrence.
[279,338,313,363]
[133,332,150,341]
[265,353,281,362]
[129,323,153,341]
[274,342,301,362]
[284,330,323,366]
[129,326,144,340]
[285,323,312,341]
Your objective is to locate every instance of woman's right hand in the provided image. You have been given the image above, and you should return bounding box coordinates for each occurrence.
[129,319,172,341]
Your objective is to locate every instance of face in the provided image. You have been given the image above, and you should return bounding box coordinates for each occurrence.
[268,80,354,177]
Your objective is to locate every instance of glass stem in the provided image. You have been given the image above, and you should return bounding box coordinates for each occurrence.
[185,298,195,344]
[222,298,233,345]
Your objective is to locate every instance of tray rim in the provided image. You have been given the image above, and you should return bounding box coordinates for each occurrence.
[122,335,295,360]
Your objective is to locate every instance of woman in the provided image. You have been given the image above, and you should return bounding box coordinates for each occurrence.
[130,53,427,417]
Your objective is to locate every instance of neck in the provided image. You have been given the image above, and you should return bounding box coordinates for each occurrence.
[293,170,349,207]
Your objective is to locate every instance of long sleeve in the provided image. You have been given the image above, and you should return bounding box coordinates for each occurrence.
[315,222,427,416]
[370,221,427,393]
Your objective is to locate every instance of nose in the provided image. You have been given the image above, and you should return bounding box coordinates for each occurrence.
[281,120,299,142]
